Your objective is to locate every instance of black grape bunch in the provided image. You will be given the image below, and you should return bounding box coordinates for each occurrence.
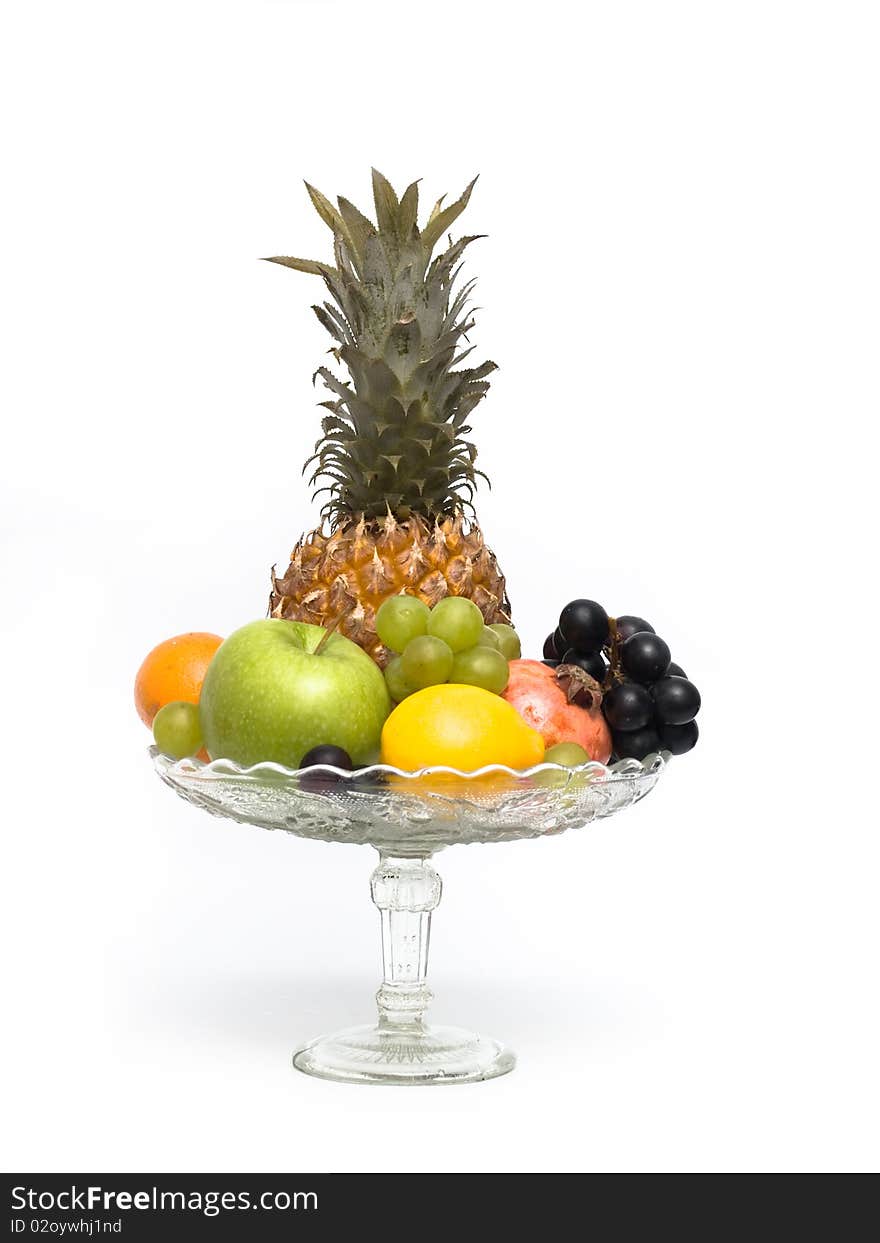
[543,600,701,761]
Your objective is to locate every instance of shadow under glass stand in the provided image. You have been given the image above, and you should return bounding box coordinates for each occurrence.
[293,854,516,1086]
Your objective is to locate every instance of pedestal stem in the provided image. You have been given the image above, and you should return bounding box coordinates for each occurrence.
[370,855,442,1029]
[292,854,514,1084]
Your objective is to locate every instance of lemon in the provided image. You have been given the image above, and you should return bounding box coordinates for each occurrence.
[380,684,545,771]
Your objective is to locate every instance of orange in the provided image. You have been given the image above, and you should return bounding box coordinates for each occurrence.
[134,632,223,728]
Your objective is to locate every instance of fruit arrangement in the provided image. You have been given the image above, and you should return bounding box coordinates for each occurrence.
[137,172,700,788]
[542,599,701,761]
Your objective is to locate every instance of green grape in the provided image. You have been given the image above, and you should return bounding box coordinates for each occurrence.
[488,623,521,660]
[401,635,454,689]
[449,646,510,695]
[545,742,590,766]
[476,627,502,650]
[153,701,203,759]
[375,594,431,652]
[427,596,484,653]
[534,741,590,788]
[384,654,414,703]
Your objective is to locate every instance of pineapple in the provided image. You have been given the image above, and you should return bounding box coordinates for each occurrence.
[266,169,510,666]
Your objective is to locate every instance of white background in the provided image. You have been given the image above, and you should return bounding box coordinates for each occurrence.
[2,0,878,1173]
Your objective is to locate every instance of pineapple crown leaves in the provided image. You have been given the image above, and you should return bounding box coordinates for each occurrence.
[263,170,497,524]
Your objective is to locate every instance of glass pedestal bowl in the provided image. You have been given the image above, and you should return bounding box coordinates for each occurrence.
[153,748,668,1085]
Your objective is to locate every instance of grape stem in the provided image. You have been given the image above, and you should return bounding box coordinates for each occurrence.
[604,618,625,689]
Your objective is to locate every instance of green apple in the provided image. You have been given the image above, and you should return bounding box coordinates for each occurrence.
[200,619,390,768]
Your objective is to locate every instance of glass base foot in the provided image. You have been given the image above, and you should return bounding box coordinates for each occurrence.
[293,1023,516,1086]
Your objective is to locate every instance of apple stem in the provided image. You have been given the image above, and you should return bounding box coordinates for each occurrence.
[313,611,346,656]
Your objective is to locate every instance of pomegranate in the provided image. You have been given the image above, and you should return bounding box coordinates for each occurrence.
[502,659,612,763]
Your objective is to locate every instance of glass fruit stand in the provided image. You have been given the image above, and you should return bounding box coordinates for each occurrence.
[153,748,668,1085]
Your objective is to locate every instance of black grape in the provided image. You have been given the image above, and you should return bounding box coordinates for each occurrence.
[613,725,662,760]
[561,649,607,681]
[558,599,610,655]
[543,632,560,660]
[603,682,653,731]
[652,677,701,726]
[581,652,608,683]
[620,632,671,683]
[301,744,353,769]
[299,744,353,792]
[615,615,655,642]
[659,720,699,755]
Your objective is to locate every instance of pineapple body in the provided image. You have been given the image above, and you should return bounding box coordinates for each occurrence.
[270,512,509,667]
[266,170,509,660]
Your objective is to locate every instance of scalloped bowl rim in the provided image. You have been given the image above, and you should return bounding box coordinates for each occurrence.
[151,747,670,784]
